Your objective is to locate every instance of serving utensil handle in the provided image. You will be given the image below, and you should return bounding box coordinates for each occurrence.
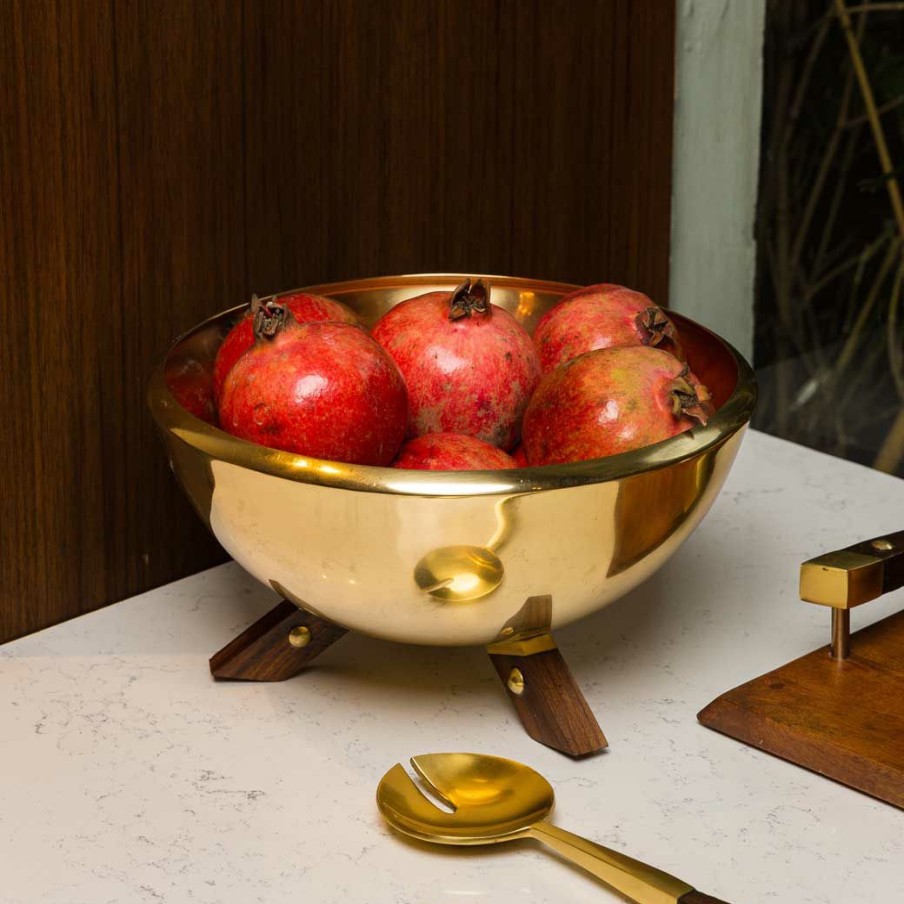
[531,821,715,904]
[799,529,904,659]
[800,529,904,608]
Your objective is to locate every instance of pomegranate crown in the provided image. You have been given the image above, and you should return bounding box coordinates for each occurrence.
[251,293,290,340]
[636,306,681,357]
[449,278,491,320]
[670,365,713,426]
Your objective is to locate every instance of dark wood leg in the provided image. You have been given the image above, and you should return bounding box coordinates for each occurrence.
[210,599,347,681]
[488,635,608,757]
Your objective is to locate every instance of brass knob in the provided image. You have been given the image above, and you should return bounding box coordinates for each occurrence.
[288,626,311,648]
[507,668,525,695]
[414,545,504,602]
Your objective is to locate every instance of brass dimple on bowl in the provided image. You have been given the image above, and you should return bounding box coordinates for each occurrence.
[149,274,756,646]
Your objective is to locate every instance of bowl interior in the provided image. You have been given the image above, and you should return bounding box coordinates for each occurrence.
[164,272,743,430]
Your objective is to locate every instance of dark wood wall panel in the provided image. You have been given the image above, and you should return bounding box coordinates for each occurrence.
[608,2,676,300]
[244,0,675,299]
[243,0,520,292]
[1,0,116,635]
[0,0,675,643]
[506,0,616,285]
[112,0,246,598]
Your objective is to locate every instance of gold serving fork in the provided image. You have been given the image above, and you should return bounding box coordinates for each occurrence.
[377,752,728,904]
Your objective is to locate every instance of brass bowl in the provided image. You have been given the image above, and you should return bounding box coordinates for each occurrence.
[149,274,756,646]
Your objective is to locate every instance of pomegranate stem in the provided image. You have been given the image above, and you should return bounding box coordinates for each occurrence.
[449,278,491,320]
[670,368,713,426]
[251,294,290,340]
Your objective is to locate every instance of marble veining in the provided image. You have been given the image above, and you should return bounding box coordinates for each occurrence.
[2,430,903,903]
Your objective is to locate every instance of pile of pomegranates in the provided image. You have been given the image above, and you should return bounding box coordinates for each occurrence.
[189,278,712,470]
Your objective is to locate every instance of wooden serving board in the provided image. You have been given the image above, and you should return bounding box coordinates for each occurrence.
[698,609,904,809]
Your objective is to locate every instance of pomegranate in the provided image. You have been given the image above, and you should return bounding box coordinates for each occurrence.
[168,357,217,425]
[219,297,407,464]
[214,292,359,400]
[393,433,517,470]
[522,346,712,465]
[371,279,541,449]
[511,445,528,467]
[533,283,683,374]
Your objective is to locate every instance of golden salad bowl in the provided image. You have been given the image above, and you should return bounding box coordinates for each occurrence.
[149,274,756,648]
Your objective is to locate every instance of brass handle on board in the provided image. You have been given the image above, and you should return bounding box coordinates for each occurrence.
[799,530,904,658]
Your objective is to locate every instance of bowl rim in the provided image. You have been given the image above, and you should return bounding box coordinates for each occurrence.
[148,273,757,497]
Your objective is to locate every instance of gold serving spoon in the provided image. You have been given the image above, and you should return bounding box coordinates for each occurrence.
[377,753,728,904]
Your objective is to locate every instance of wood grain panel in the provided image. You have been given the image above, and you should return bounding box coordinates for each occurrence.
[243,0,517,292]
[0,0,675,643]
[613,1,676,301]
[506,0,616,286]
[0,0,238,642]
[244,0,674,301]
[0,0,116,638]
[111,0,244,599]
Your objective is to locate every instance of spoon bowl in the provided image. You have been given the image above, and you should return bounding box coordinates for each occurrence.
[377,753,554,844]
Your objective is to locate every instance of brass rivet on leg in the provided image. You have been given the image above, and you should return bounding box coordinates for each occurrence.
[507,668,525,695]
[288,626,311,648]
[872,538,893,551]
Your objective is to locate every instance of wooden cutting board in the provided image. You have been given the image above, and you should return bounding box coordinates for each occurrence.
[699,609,904,808]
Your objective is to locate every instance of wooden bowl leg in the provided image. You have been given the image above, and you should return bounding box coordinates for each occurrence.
[210,600,347,681]
[488,635,608,757]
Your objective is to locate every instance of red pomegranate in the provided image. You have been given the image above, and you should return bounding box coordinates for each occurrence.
[371,279,541,449]
[168,358,217,425]
[522,346,712,465]
[219,297,407,464]
[214,291,359,400]
[393,433,516,470]
[510,445,528,467]
[533,283,683,374]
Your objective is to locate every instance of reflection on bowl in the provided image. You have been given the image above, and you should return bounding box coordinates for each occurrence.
[149,274,756,646]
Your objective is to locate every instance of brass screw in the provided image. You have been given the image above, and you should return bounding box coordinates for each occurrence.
[507,668,525,695]
[288,626,312,648]
[872,538,894,551]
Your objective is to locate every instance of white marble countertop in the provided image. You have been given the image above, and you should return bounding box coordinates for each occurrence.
[2,430,903,904]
